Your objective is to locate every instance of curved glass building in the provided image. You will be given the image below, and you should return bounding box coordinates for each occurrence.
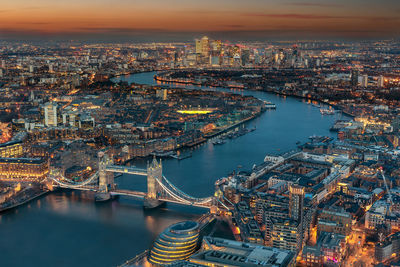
[148,221,200,265]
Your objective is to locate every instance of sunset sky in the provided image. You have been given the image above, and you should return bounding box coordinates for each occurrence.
[1,0,399,41]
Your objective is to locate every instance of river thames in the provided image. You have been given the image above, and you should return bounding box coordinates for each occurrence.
[0,72,348,267]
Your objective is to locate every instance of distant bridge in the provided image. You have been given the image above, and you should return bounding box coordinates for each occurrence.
[49,152,225,210]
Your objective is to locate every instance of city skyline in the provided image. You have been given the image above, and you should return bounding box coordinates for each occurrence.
[1,0,400,41]
[1,35,400,266]
[1,1,400,265]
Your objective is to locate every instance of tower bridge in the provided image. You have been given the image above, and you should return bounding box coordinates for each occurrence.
[49,152,223,210]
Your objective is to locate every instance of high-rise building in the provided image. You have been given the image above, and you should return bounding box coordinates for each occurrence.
[210,40,222,66]
[241,48,250,66]
[43,102,58,127]
[232,45,240,58]
[289,184,304,223]
[211,40,222,52]
[377,75,385,88]
[200,36,209,58]
[350,69,359,86]
[361,74,368,87]
[195,39,202,54]
[210,56,220,66]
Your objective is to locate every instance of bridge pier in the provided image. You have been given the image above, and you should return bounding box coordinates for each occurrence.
[95,192,111,202]
[143,197,165,209]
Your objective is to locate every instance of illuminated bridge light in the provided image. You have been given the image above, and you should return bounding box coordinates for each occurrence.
[148,221,200,265]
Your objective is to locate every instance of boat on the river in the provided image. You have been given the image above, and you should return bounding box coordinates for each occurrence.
[212,139,226,145]
[320,108,335,115]
[264,101,276,109]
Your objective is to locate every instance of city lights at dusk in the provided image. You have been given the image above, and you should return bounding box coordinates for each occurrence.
[1,1,400,267]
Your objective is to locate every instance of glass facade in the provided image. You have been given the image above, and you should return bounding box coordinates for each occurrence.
[149,221,200,265]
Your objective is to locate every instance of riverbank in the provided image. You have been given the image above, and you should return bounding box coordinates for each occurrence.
[154,72,355,118]
[204,112,263,139]
[0,187,49,213]
[119,110,264,163]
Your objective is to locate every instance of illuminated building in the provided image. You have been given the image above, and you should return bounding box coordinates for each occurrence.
[365,200,389,229]
[375,232,400,263]
[377,75,385,88]
[210,40,222,52]
[350,69,359,86]
[0,140,23,158]
[79,114,95,130]
[317,207,351,236]
[270,218,302,252]
[241,48,250,66]
[62,111,78,127]
[195,39,202,54]
[148,221,200,265]
[361,74,368,87]
[255,192,289,228]
[210,40,222,66]
[302,232,346,266]
[156,89,168,100]
[289,184,304,223]
[264,206,289,245]
[210,55,220,66]
[176,109,214,115]
[0,157,48,182]
[43,102,58,127]
[200,36,209,58]
[188,236,296,267]
[28,127,78,141]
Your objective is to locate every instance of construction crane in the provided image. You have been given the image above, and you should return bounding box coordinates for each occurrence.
[380,167,393,208]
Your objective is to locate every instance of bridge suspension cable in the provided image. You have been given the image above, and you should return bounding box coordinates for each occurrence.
[51,171,99,189]
[152,175,213,206]
[162,175,213,203]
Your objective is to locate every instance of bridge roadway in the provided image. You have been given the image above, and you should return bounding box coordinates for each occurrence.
[55,184,98,191]
[157,197,211,209]
[110,189,212,208]
[110,189,146,198]
[54,185,211,208]
[105,165,147,176]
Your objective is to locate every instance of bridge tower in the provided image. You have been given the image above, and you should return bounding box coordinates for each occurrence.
[144,157,165,208]
[96,151,114,201]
